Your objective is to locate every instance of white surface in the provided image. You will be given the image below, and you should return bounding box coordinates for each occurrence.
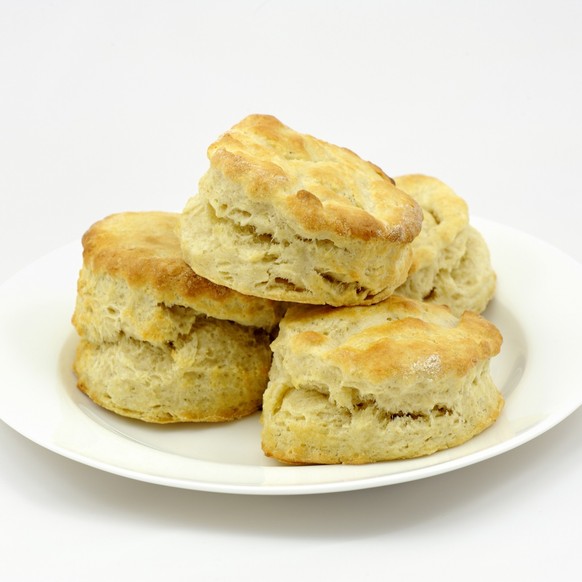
[1,0,581,579]
[2,219,581,497]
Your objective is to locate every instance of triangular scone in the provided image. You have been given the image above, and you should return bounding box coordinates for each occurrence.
[261,296,503,464]
[180,114,423,306]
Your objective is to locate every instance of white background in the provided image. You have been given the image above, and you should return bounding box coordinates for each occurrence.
[1,1,581,581]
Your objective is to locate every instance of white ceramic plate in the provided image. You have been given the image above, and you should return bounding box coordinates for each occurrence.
[1,218,581,495]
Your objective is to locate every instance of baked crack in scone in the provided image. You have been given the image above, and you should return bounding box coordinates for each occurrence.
[261,296,503,464]
[394,174,496,315]
[72,211,285,423]
[180,114,423,306]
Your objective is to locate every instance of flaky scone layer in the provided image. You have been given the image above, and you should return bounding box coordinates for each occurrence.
[394,174,469,274]
[397,225,497,315]
[394,175,496,315]
[261,296,503,464]
[74,318,273,423]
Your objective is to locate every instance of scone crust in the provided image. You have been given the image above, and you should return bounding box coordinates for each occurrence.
[261,296,503,464]
[208,114,422,243]
[76,211,284,332]
[280,296,501,382]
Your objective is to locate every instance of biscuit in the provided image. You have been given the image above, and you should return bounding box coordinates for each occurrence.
[394,175,496,315]
[180,114,423,306]
[261,296,503,464]
[72,211,280,423]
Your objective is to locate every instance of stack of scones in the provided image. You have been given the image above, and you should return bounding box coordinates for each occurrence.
[72,114,503,464]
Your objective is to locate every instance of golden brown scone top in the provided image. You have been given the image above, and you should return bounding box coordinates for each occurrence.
[278,295,502,385]
[81,211,285,329]
[394,174,469,274]
[206,114,423,243]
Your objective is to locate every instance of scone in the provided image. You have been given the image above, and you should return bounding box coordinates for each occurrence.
[261,296,503,464]
[180,114,423,306]
[72,211,284,423]
[394,174,496,315]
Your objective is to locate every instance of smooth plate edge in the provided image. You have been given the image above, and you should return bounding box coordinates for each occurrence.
[0,218,581,495]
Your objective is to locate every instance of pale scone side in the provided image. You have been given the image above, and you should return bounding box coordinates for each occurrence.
[394,174,496,315]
